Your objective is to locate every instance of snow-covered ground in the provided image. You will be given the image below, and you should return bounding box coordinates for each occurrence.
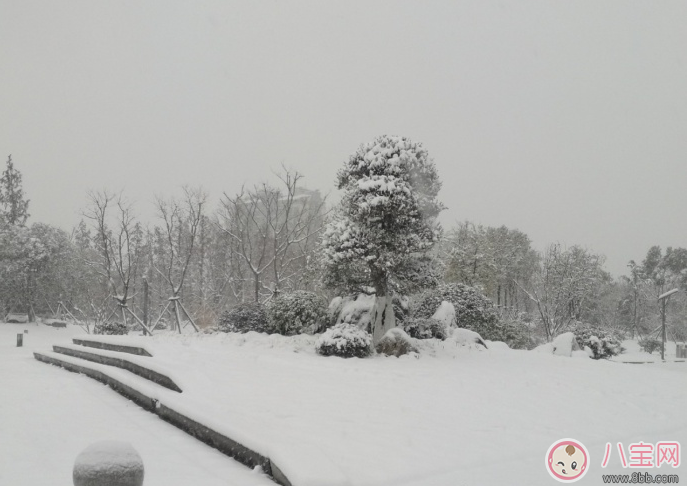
[0,323,274,486]
[3,322,686,485]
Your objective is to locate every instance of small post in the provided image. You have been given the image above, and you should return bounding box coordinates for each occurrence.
[661,298,666,361]
[17,333,23,347]
[657,288,680,361]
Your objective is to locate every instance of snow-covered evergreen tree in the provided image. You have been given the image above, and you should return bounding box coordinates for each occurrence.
[323,135,443,344]
[0,155,30,227]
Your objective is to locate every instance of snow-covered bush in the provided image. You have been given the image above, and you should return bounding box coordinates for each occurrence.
[334,294,376,332]
[315,323,372,358]
[573,325,622,359]
[495,312,537,350]
[93,321,128,335]
[218,302,269,334]
[375,328,417,357]
[267,291,327,335]
[402,317,447,340]
[412,283,500,338]
[639,337,662,355]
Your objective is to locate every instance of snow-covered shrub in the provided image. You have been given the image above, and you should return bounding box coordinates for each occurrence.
[267,291,327,335]
[573,325,622,359]
[639,337,662,355]
[402,317,447,340]
[494,312,537,350]
[412,283,500,338]
[335,294,376,332]
[315,323,372,358]
[93,321,128,335]
[375,328,417,357]
[218,302,269,334]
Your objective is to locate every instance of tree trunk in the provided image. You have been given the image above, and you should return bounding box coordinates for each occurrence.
[143,277,149,326]
[371,272,395,345]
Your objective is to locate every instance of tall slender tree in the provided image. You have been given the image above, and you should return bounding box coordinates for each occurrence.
[0,155,30,226]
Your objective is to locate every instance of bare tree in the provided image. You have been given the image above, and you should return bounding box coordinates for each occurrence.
[82,190,149,333]
[516,243,605,341]
[217,169,327,303]
[152,186,207,332]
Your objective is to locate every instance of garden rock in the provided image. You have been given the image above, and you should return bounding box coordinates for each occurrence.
[375,328,418,357]
[73,441,144,486]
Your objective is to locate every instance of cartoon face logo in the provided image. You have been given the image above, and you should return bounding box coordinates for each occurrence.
[546,439,589,482]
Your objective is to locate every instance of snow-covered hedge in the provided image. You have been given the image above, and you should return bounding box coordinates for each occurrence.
[639,337,662,355]
[267,291,327,335]
[315,323,372,358]
[573,325,622,359]
[411,283,500,339]
[218,302,269,334]
[375,328,417,357]
[494,313,537,350]
[402,317,447,340]
[93,321,128,335]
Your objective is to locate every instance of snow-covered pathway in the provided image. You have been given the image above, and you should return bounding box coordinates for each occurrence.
[0,324,274,486]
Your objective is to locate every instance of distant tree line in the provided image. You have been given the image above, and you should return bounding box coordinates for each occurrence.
[1,151,684,345]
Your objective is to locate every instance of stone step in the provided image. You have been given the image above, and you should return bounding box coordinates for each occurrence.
[53,344,182,393]
[33,351,293,486]
[72,338,153,357]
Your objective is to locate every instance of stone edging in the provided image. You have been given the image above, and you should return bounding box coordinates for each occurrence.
[33,352,293,486]
[72,338,153,357]
[53,345,182,393]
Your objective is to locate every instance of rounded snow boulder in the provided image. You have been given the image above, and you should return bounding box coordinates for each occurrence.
[552,332,581,357]
[73,441,144,486]
[448,328,489,349]
[534,332,582,357]
[375,328,418,357]
[431,301,456,328]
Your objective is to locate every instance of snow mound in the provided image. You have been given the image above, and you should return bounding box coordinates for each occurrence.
[73,441,144,486]
[552,332,581,357]
[484,340,510,351]
[533,342,554,353]
[446,328,488,350]
[431,301,456,328]
[534,333,582,357]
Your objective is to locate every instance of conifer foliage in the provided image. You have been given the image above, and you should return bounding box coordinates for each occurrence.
[323,135,444,343]
[0,155,30,227]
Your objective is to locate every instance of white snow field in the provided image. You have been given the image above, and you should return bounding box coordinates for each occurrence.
[3,323,687,486]
[0,323,274,486]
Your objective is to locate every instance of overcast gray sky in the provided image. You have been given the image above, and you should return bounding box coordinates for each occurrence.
[2,1,686,277]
